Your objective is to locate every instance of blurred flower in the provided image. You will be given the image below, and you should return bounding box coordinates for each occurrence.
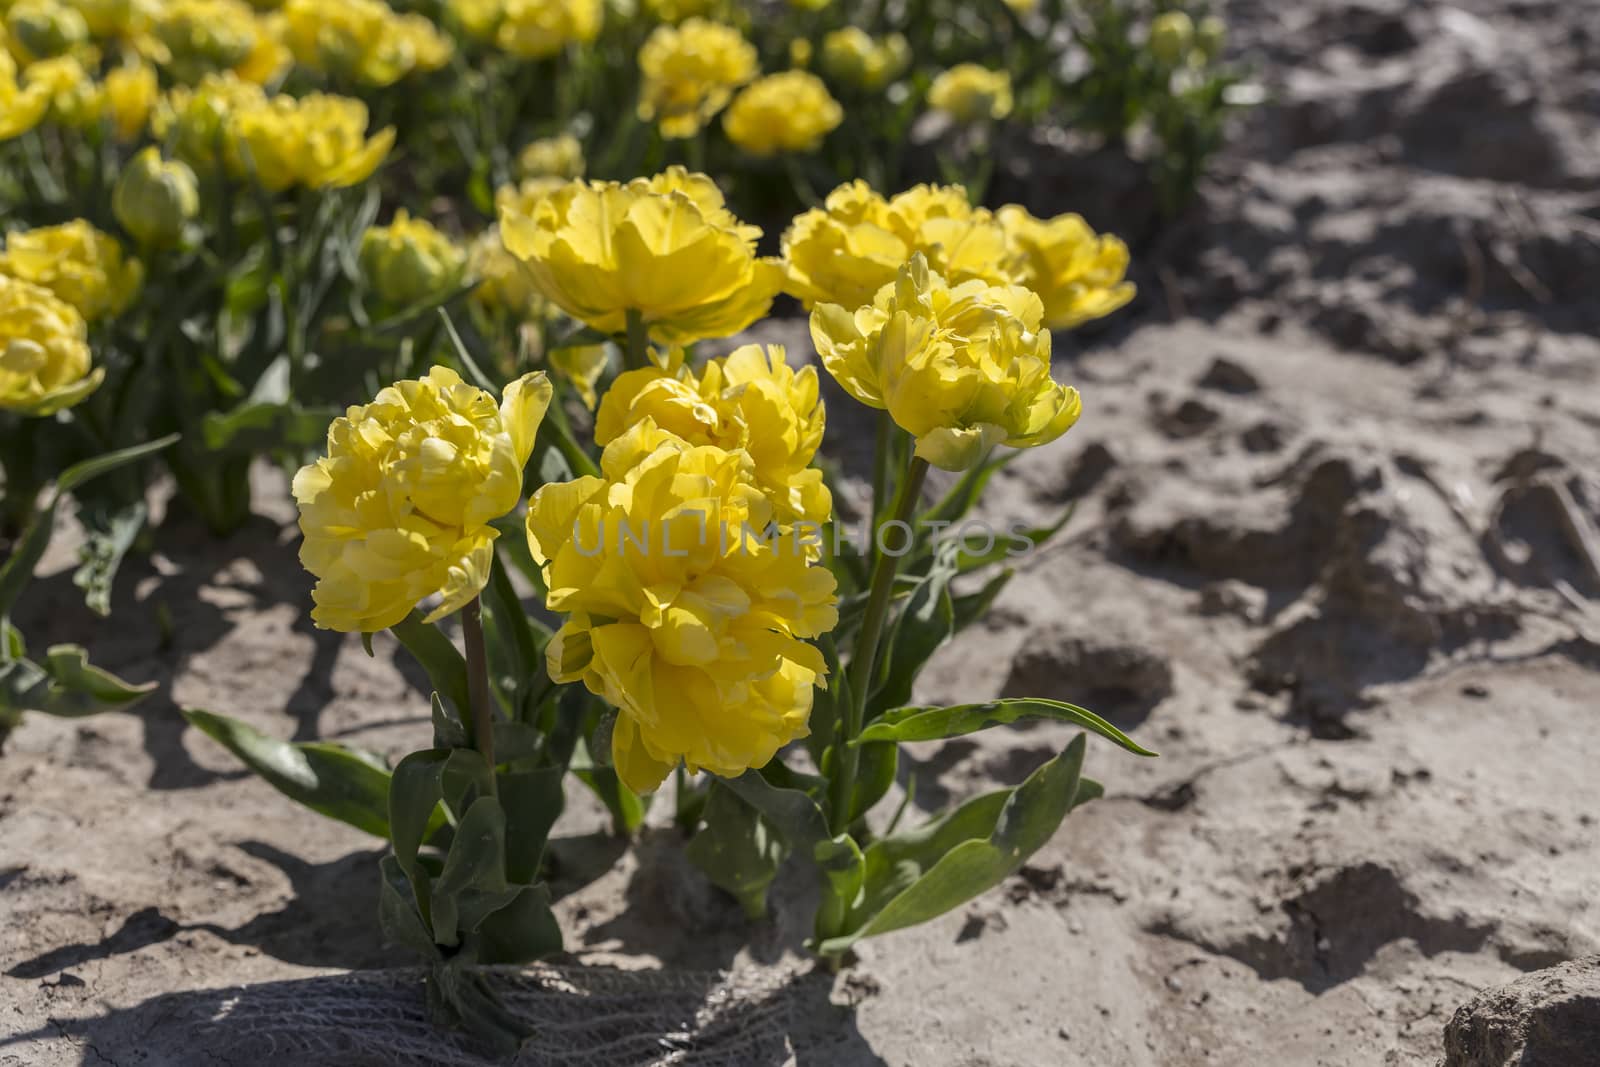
[595,343,829,525]
[495,175,567,218]
[997,205,1135,330]
[5,0,89,63]
[468,228,546,322]
[281,0,452,87]
[781,180,1010,311]
[0,275,102,416]
[517,131,584,179]
[360,210,467,307]
[23,54,104,128]
[1195,15,1226,62]
[103,61,157,140]
[819,27,908,91]
[809,253,1081,471]
[642,0,718,20]
[787,0,830,10]
[62,0,153,41]
[159,76,395,192]
[525,421,838,793]
[549,343,608,409]
[1000,0,1037,12]
[0,53,50,139]
[787,37,810,69]
[1149,10,1194,67]
[293,366,553,633]
[722,70,841,157]
[113,147,199,249]
[636,17,756,139]
[500,166,784,345]
[927,63,1013,123]
[454,0,602,59]
[0,219,142,321]
[148,0,282,84]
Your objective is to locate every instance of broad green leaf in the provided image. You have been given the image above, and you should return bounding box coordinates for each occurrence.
[0,435,179,622]
[391,612,472,723]
[856,698,1157,757]
[570,735,648,836]
[378,854,441,961]
[952,568,1014,633]
[183,708,396,838]
[499,764,564,884]
[480,556,550,721]
[720,766,832,853]
[201,400,338,454]
[849,741,897,825]
[430,796,508,946]
[818,735,1091,955]
[32,645,157,714]
[686,782,785,919]
[473,883,563,963]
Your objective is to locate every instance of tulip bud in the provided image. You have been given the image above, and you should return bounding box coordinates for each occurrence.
[114,148,200,250]
[1149,11,1195,67]
[359,210,466,307]
[1195,15,1227,62]
[5,0,89,62]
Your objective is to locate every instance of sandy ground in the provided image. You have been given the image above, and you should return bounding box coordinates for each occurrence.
[4,0,1600,1063]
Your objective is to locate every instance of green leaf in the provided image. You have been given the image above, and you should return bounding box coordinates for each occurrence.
[391,612,472,723]
[182,708,396,838]
[498,764,564,884]
[856,698,1157,757]
[872,545,959,716]
[817,735,1092,955]
[849,742,898,825]
[686,782,785,919]
[952,568,1014,633]
[570,735,648,836]
[430,796,508,946]
[71,501,147,617]
[480,556,550,721]
[473,883,563,963]
[0,435,179,622]
[720,766,832,853]
[31,645,156,714]
[958,505,1074,573]
[378,854,441,961]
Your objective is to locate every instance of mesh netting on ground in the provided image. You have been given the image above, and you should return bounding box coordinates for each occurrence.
[153,963,812,1066]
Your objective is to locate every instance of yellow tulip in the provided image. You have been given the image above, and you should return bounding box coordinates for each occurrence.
[103,61,157,140]
[525,420,838,793]
[642,0,719,20]
[5,0,89,63]
[468,228,547,322]
[1149,11,1194,67]
[0,52,50,140]
[499,166,784,346]
[516,132,584,179]
[23,54,104,128]
[360,209,467,307]
[62,0,153,41]
[0,275,103,416]
[997,205,1136,330]
[595,343,829,526]
[722,70,842,157]
[927,63,1013,124]
[809,254,1081,471]
[549,343,608,410]
[113,147,200,249]
[819,27,908,91]
[781,180,1010,311]
[0,219,142,322]
[636,18,756,139]
[491,0,602,59]
[148,0,263,83]
[293,366,553,633]
[281,0,452,87]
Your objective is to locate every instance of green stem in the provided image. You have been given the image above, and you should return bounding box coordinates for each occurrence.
[830,455,928,834]
[461,597,498,795]
[623,307,650,370]
[868,411,893,566]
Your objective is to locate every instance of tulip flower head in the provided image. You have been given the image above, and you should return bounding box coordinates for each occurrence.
[360,210,467,308]
[0,219,143,322]
[636,18,756,139]
[927,63,1014,124]
[499,167,784,346]
[0,275,103,416]
[525,421,839,793]
[293,367,553,633]
[810,254,1081,471]
[997,206,1136,330]
[113,148,200,249]
[722,70,842,157]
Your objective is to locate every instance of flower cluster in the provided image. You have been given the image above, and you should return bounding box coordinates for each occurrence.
[499,166,783,345]
[525,421,838,794]
[0,274,102,416]
[928,63,1014,124]
[293,367,553,633]
[722,70,842,157]
[783,181,1134,333]
[145,0,288,86]
[636,18,757,139]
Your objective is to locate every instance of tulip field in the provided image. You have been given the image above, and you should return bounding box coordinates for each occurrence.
[3,0,1599,1064]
